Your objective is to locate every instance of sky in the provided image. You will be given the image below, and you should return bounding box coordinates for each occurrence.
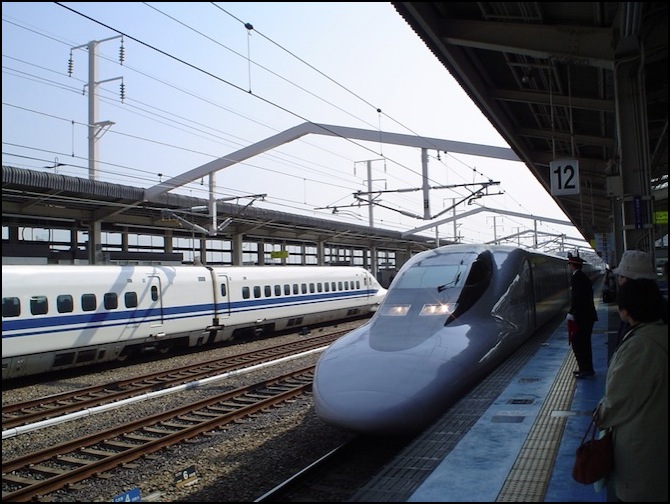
[2,2,591,252]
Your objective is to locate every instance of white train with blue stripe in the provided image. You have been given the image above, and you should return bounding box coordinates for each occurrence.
[2,264,386,379]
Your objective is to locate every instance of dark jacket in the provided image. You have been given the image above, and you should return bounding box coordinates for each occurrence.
[569,268,597,323]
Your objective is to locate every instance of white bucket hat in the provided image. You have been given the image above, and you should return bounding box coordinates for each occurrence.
[612,250,657,279]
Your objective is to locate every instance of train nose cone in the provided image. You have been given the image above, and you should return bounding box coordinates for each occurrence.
[313,337,440,435]
[313,387,431,435]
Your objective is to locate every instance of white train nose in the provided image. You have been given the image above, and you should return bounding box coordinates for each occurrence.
[313,388,431,435]
[313,337,441,435]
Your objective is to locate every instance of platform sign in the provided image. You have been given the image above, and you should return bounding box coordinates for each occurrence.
[112,487,141,502]
[550,159,580,196]
[174,465,197,487]
[594,232,615,266]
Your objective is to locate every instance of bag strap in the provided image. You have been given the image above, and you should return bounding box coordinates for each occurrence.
[580,417,597,444]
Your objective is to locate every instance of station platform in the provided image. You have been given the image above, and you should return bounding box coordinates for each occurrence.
[350,291,617,502]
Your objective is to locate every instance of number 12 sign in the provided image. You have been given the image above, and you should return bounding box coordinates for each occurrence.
[550,159,580,195]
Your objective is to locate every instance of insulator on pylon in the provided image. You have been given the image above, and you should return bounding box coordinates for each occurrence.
[119,38,125,65]
[120,81,126,102]
[68,52,74,77]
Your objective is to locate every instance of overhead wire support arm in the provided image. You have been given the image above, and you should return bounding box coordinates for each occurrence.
[353,194,425,220]
[354,181,501,197]
[314,202,366,212]
[346,180,503,222]
[430,182,504,220]
[161,210,209,235]
[171,193,266,235]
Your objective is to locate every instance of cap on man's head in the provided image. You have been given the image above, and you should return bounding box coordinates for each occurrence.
[567,252,585,265]
[613,250,656,279]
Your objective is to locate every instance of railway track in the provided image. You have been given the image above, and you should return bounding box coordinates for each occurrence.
[253,434,413,502]
[2,331,345,433]
[2,366,316,502]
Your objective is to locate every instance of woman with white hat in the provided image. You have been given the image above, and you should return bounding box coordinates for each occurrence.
[612,250,660,348]
[613,250,657,282]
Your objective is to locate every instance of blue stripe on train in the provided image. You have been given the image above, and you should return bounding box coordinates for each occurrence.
[2,290,379,339]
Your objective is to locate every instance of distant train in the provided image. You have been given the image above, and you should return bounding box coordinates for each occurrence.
[313,244,603,436]
[2,264,386,379]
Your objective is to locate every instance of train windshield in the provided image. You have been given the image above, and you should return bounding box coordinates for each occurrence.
[394,265,464,290]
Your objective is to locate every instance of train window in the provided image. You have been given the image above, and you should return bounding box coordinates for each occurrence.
[275,285,281,296]
[317,283,323,292]
[338,281,343,291]
[220,284,227,297]
[345,281,349,290]
[254,286,261,298]
[293,284,299,294]
[324,282,330,292]
[356,280,361,289]
[301,283,307,294]
[2,297,20,318]
[30,296,48,315]
[151,286,158,302]
[242,286,250,299]
[331,282,336,291]
[396,265,464,289]
[124,292,138,308]
[309,283,315,293]
[104,293,118,310]
[284,284,291,295]
[81,293,96,311]
[57,295,74,313]
[465,258,492,286]
[264,285,272,297]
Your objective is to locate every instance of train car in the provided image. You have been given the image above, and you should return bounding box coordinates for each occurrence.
[2,264,386,380]
[313,244,580,436]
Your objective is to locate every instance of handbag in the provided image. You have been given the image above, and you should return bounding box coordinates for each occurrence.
[567,319,578,346]
[572,417,614,484]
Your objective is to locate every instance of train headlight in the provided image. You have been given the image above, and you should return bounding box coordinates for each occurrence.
[380,304,411,316]
[420,303,456,315]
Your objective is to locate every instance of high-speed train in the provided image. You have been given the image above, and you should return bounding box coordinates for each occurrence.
[313,244,601,436]
[2,264,386,380]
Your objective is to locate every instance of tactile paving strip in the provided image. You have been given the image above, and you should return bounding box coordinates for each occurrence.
[495,351,577,501]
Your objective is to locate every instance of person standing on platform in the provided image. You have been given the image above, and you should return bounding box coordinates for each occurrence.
[566,251,597,378]
[602,264,617,303]
[594,279,668,502]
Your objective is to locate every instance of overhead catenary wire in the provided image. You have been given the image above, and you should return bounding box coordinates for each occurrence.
[2,3,585,245]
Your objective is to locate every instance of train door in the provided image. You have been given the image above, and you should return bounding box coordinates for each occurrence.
[216,274,231,318]
[147,275,164,328]
[201,273,231,344]
[524,260,537,330]
[360,273,370,298]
